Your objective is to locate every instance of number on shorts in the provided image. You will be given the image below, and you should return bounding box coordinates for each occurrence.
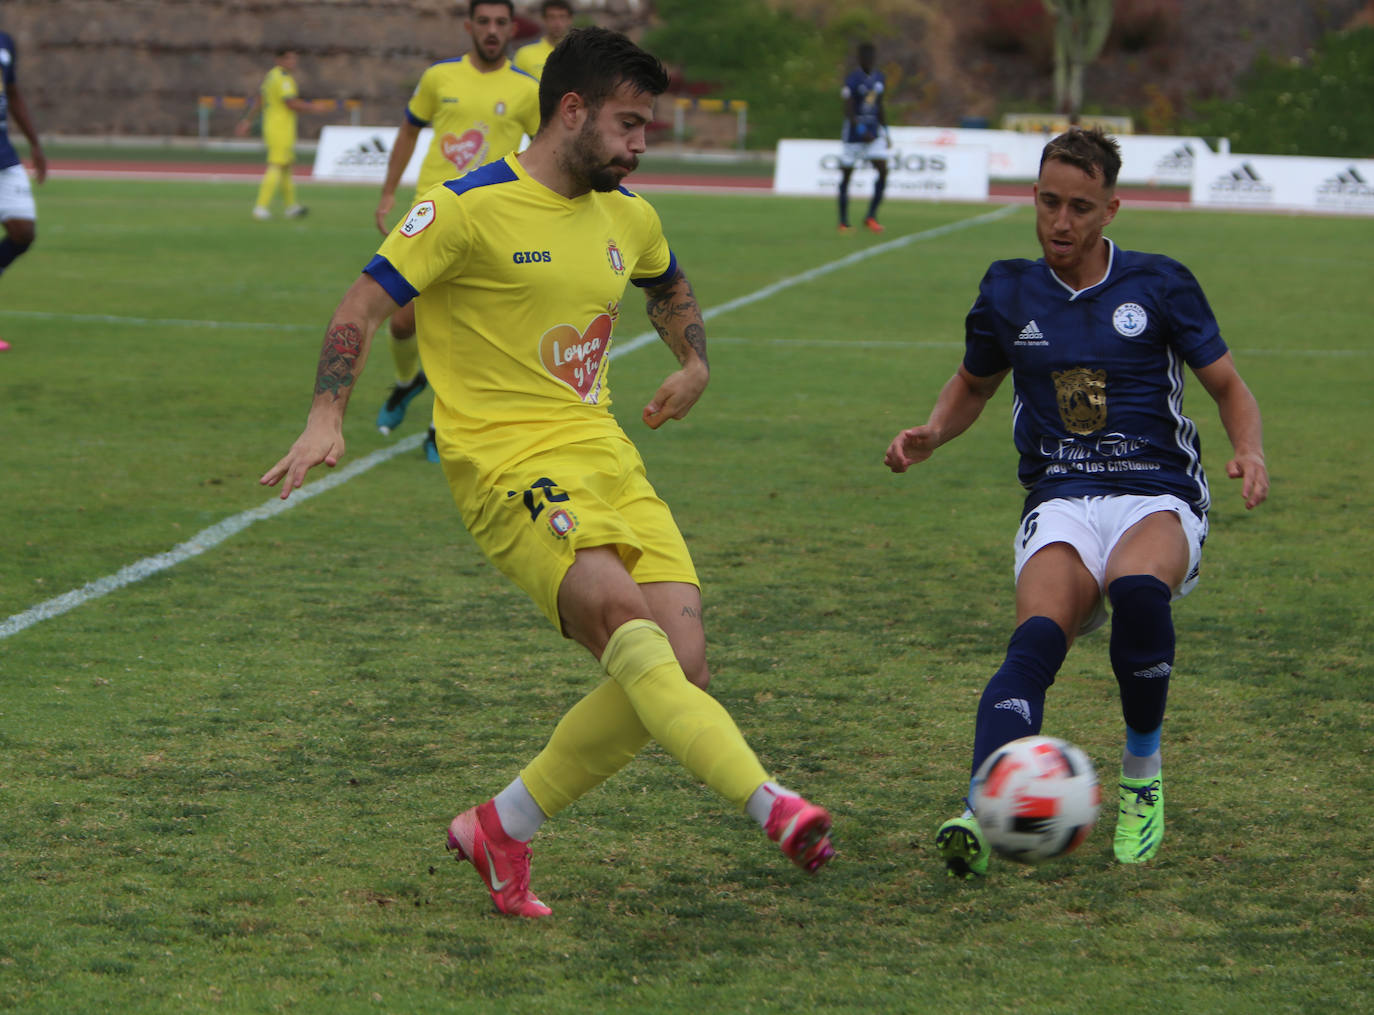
[1020,511,1040,549]
[511,477,569,523]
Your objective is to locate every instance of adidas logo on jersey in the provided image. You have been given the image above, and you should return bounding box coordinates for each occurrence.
[1015,320,1047,347]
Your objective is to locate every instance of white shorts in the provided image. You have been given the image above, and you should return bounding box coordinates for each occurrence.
[0,163,36,222]
[1012,494,1208,634]
[838,136,892,169]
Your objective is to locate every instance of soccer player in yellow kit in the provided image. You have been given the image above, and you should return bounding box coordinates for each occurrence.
[263,27,835,919]
[372,0,541,457]
[513,0,574,80]
[237,50,319,220]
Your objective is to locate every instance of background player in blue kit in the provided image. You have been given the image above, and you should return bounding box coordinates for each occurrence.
[837,42,890,234]
[884,127,1268,878]
[0,28,46,352]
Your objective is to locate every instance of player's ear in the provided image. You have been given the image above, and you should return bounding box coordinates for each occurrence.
[1103,193,1121,226]
[558,91,588,129]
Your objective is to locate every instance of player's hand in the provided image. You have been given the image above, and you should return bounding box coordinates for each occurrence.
[234,120,251,138]
[259,424,347,500]
[884,426,939,473]
[1226,452,1269,510]
[642,362,708,430]
[374,194,395,236]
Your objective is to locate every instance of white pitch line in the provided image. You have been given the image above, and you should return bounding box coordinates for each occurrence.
[0,207,1016,641]
[0,308,319,331]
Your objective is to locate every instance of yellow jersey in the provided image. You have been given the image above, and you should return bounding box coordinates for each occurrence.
[364,154,679,482]
[512,38,555,81]
[260,65,299,141]
[405,56,540,193]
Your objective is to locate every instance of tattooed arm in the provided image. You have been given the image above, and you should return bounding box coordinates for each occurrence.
[641,267,709,430]
[260,274,399,498]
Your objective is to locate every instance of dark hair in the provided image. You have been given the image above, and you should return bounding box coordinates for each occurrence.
[537,27,669,126]
[857,42,876,61]
[541,0,573,14]
[466,0,514,16]
[1039,126,1122,189]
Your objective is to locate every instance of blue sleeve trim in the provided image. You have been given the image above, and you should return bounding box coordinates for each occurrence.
[404,107,429,128]
[363,255,419,307]
[444,158,520,197]
[631,250,678,289]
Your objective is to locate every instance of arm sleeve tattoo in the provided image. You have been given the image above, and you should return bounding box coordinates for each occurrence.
[644,269,708,368]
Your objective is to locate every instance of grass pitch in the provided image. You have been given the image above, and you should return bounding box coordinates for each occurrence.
[0,177,1370,1014]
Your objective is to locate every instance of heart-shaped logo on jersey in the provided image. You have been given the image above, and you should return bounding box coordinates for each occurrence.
[441,129,487,172]
[540,314,614,402]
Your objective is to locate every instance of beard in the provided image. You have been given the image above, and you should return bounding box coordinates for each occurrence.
[569,119,638,193]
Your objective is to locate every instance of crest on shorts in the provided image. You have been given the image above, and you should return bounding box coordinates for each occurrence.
[606,239,625,275]
[400,200,436,237]
[1113,302,1148,337]
[547,507,578,538]
[1052,367,1108,435]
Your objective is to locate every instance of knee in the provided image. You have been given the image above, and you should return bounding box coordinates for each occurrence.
[677,650,710,690]
[5,220,35,247]
[389,318,415,342]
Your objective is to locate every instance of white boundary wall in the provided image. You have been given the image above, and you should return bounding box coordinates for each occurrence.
[772,138,990,202]
[313,125,429,185]
[1191,150,1374,215]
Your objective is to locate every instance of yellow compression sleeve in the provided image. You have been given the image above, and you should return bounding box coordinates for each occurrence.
[254,164,284,210]
[520,678,650,817]
[601,619,768,810]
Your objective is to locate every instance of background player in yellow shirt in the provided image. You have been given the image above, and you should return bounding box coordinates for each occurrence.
[513,0,575,81]
[236,50,327,220]
[263,27,835,919]
[372,0,541,458]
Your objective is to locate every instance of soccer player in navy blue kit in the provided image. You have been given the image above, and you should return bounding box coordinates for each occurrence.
[884,127,1268,877]
[837,42,889,233]
[0,29,47,352]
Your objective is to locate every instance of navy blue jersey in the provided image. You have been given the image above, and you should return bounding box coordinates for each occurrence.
[963,240,1229,519]
[841,67,884,144]
[0,32,17,170]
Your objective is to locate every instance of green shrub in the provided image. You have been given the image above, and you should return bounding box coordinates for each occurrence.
[1185,27,1374,157]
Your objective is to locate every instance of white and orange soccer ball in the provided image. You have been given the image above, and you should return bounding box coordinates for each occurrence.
[971,735,1101,864]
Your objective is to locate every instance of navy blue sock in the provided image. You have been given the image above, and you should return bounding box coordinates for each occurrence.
[866,173,886,220]
[970,616,1068,780]
[1108,574,1174,748]
[838,170,852,225]
[0,237,31,274]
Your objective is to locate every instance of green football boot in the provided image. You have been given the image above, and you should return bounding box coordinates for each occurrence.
[936,814,989,879]
[1114,774,1164,863]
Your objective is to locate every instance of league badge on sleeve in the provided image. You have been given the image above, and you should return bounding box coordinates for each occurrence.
[400,200,436,237]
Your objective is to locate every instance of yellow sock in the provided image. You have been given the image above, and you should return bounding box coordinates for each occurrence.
[254,164,283,210]
[390,334,421,384]
[602,619,769,810]
[520,679,650,817]
[280,170,297,208]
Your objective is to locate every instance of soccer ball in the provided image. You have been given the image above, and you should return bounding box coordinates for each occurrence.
[971,735,1101,864]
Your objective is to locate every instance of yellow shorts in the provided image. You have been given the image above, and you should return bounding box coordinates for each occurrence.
[443,434,699,630]
[264,125,297,166]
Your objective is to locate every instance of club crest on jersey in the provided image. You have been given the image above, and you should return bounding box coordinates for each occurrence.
[400,200,436,237]
[606,239,626,275]
[1052,367,1108,435]
[1113,302,1148,337]
[547,507,578,539]
[494,101,507,116]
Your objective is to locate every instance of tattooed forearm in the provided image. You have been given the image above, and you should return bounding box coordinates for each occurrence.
[645,270,708,369]
[315,321,363,399]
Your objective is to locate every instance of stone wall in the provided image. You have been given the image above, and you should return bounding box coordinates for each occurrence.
[2,0,647,138]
